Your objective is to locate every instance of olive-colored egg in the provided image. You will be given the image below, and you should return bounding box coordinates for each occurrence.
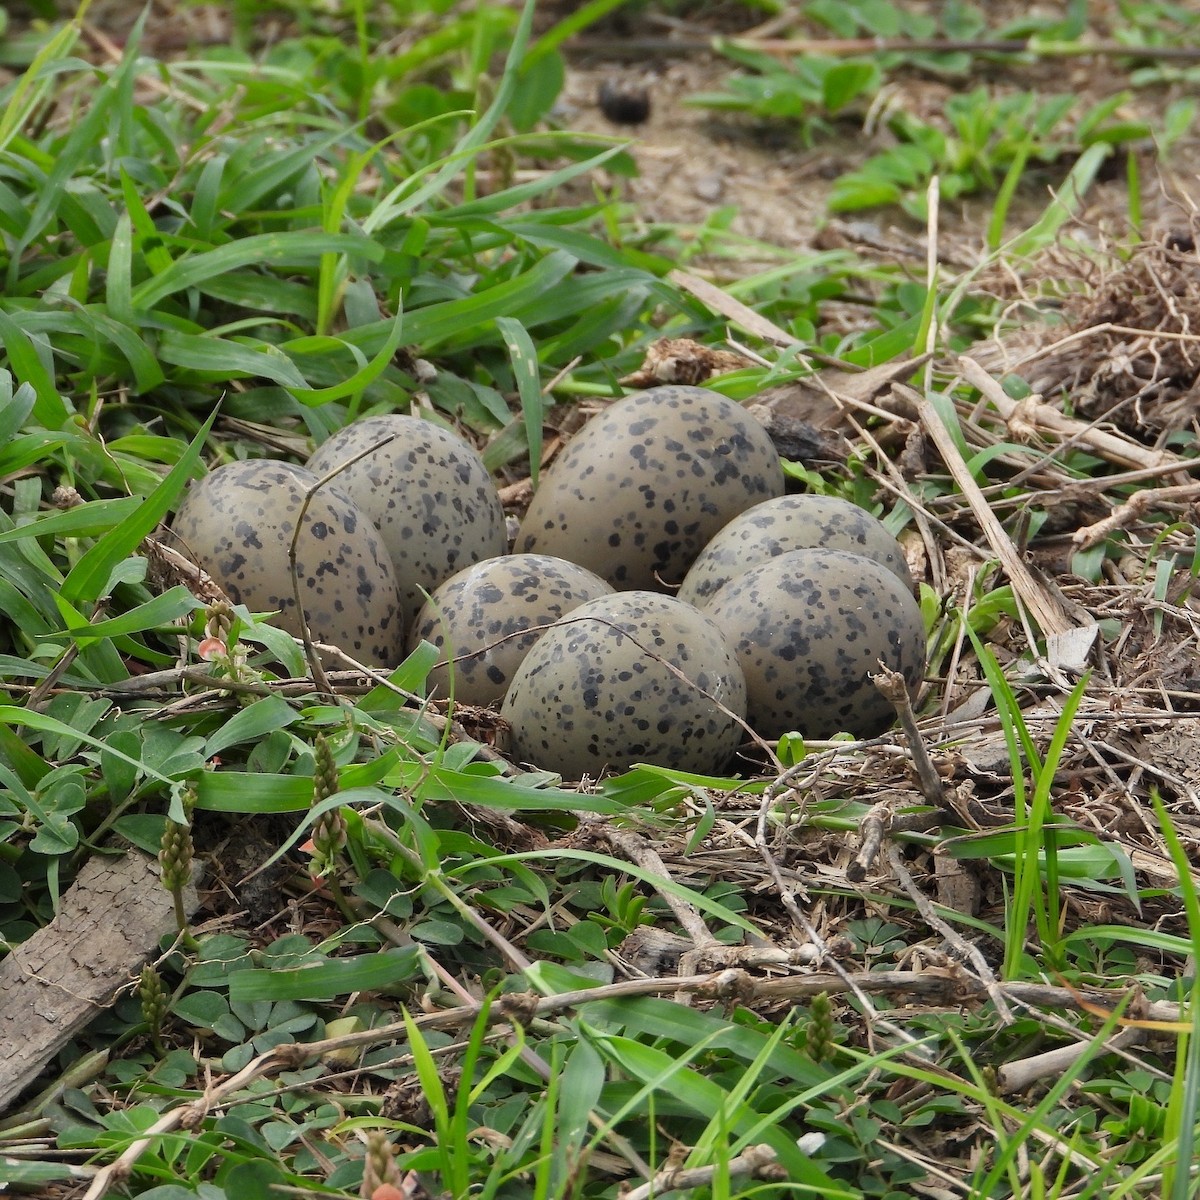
[501,591,747,779]
[706,549,925,741]
[409,554,614,707]
[679,494,914,607]
[517,386,784,591]
[306,415,506,630]
[170,459,403,665]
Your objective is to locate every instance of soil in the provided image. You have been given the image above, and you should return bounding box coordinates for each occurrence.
[559,26,1200,275]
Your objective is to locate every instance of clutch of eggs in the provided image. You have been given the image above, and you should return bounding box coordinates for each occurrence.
[169,390,925,777]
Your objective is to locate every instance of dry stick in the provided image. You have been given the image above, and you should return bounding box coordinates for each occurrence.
[741,34,1200,60]
[894,383,1084,679]
[622,1144,783,1200]
[143,536,231,606]
[996,1026,1145,1096]
[847,801,893,885]
[669,268,928,393]
[673,262,932,427]
[875,666,947,809]
[939,563,975,724]
[959,355,1183,475]
[604,827,722,961]
[922,173,941,393]
[1051,456,1200,496]
[899,382,1072,636]
[669,268,810,353]
[883,843,1014,1025]
[1073,480,1200,548]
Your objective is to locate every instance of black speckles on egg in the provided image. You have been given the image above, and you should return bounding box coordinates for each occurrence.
[501,591,747,780]
[679,494,915,608]
[409,555,614,706]
[706,549,925,741]
[307,414,506,630]
[169,459,403,666]
[516,386,784,591]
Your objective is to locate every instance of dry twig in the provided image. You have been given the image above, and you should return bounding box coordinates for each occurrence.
[997,1026,1145,1094]
[884,844,1014,1024]
[959,355,1182,476]
[1072,480,1200,548]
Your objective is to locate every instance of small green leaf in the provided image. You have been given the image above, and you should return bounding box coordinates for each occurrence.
[204,695,299,758]
[61,412,216,608]
[409,918,464,946]
[195,772,313,814]
[172,990,232,1029]
[496,316,544,487]
[113,814,167,854]
[29,813,79,855]
[229,946,421,1002]
[821,60,878,114]
[130,232,384,310]
[101,729,143,803]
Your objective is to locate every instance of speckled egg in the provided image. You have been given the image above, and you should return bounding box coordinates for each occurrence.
[517,386,784,591]
[501,591,747,779]
[170,459,403,665]
[679,494,914,608]
[306,415,506,629]
[410,555,614,707]
[705,549,925,741]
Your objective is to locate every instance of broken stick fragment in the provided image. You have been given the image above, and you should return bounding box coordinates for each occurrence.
[0,850,201,1113]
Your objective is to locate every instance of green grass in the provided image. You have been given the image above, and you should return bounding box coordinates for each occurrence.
[0,1,1199,1197]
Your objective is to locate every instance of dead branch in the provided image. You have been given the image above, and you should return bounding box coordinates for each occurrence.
[847,801,891,883]
[997,1027,1145,1094]
[874,665,947,808]
[959,355,1184,476]
[1072,481,1200,548]
[897,382,1074,641]
[884,844,1014,1024]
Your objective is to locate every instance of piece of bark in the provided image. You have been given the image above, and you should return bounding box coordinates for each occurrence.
[0,850,199,1112]
[933,852,981,917]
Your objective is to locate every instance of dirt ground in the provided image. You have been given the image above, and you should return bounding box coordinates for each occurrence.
[559,11,1200,277]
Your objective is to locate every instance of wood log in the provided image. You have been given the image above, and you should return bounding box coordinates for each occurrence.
[0,850,199,1112]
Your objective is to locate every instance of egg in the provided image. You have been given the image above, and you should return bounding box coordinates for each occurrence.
[409,554,614,707]
[169,459,403,665]
[517,386,784,591]
[679,494,914,607]
[501,591,747,779]
[705,549,925,741]
[306,414,506,630]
